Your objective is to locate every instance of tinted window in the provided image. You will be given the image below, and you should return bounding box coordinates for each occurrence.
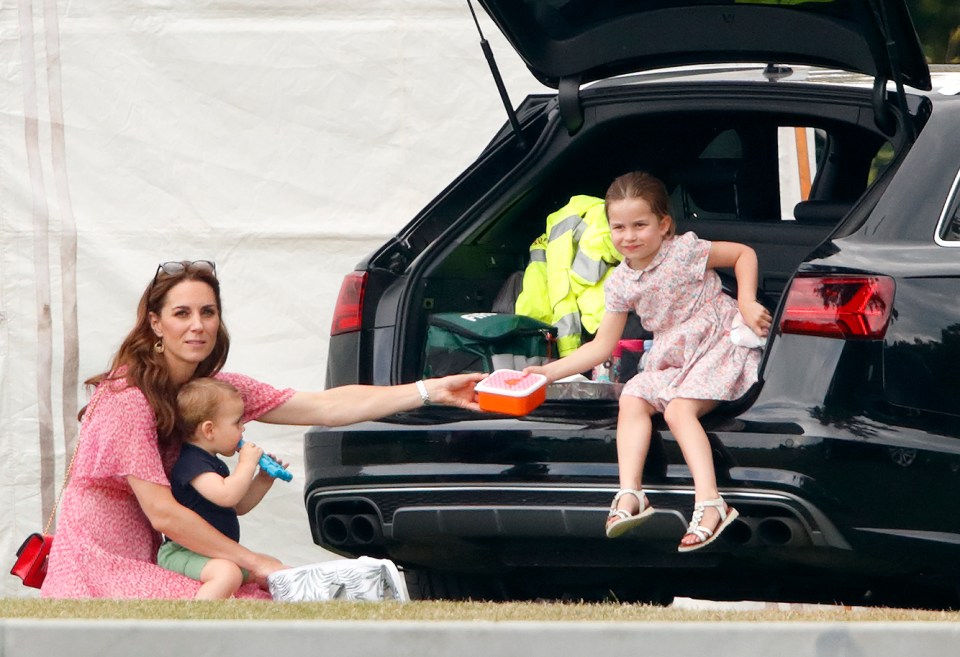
[670,123,877,224]
[905,0,960,64]
[936,173,960,243]
[669,129,744,222]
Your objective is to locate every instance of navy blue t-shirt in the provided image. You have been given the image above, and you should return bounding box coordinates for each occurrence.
[169,443,241,541]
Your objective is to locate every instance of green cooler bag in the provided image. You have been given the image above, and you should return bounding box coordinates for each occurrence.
[423,312,557,377]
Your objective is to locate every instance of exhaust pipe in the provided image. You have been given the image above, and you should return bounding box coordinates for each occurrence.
[348,514,383,545]
[756,517,810,546]
[317,499,385,547]
[723,518,754,546]
[320,514,352,546]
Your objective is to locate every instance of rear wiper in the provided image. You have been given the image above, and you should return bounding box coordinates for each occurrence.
[466,0,527,150]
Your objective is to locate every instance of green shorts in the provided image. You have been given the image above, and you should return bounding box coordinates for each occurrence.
[157,540,249,582]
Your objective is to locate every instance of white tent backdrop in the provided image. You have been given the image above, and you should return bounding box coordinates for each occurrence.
[0,0,547,596]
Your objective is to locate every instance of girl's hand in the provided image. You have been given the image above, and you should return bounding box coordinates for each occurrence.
[522,365,554,383]
[425,372,486,411]
[739,300,773,337]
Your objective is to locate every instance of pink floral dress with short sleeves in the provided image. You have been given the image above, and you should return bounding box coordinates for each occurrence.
[40,372,294,599]
[604,231,761,411]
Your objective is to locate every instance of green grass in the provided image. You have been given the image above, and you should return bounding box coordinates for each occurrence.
[2,599,960,622]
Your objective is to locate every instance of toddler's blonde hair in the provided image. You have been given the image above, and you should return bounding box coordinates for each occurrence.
[176,377,240,440]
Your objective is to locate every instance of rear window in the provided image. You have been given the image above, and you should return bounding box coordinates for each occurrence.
[935,171,960,244]
[668,122,888,225]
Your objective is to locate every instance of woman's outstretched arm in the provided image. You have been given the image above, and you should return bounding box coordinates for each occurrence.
[256,371,486,427]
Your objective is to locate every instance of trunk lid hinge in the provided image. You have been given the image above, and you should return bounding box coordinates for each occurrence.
[869,0,915,142]
[466,0,527,150]
[559,75,583,135]
[872,77,895,136]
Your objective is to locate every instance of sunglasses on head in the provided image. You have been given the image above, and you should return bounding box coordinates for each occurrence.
[152,260,217,286]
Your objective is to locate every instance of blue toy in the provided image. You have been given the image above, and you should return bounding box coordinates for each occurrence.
[238,439,293,482]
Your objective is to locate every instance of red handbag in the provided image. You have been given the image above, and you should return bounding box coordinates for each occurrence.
[10,533,54,589]
[9,387,102,589]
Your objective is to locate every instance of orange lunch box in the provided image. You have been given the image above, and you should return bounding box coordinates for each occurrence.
[475,369,548,416]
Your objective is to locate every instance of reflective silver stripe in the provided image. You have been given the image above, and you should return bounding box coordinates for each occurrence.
[555,312,581,338]
[573,220,587,243]
[547,214,582,241]
[528,248,547,262]
[571,250,610,283]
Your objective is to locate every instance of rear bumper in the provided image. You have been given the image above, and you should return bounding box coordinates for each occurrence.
[306,482,850,563]
[302,406,960,591]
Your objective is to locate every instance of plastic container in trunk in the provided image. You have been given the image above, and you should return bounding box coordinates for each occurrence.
[476,369,548,415]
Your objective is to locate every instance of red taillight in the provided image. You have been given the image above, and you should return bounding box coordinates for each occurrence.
[330,272,367,336]
[780,275,895,339]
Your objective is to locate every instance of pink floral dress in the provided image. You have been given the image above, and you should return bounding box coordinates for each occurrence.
[40,372,295,599]
[604,231,761,411]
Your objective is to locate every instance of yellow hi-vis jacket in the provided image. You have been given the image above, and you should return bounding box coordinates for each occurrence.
[515,195,622,356]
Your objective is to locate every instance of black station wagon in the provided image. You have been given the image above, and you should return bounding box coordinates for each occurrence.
[304,0,960,606]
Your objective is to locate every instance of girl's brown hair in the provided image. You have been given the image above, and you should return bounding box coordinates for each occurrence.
[82,262,230,454]
[605,171,676,236]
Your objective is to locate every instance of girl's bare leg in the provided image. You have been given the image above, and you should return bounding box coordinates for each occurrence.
[662,398,728,546]
[608,395,658,525]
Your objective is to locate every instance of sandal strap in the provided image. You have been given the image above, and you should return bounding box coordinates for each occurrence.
[693,497,730,521]
[684,497,731,541]
[609,488,646,513]
[685,525,714,542]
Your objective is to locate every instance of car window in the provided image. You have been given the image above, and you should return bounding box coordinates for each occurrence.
[778,127,818,220]
[936,172,960,243]
[669,129,744,222]
[868,142,896,184]
[671,123,888,225]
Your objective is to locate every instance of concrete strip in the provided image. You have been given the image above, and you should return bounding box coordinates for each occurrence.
[3,620,960,657]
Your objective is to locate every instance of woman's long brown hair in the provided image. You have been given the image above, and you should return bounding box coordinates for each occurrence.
[81,263,230,454]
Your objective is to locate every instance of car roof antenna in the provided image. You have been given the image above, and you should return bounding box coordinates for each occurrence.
[466,0,527,150]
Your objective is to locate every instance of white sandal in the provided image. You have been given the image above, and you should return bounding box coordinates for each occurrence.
[677,497,739,553]
[605,489,655,539]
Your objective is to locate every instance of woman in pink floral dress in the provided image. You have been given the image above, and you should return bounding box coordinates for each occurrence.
[526,172,772,552]
[41,261,484,599]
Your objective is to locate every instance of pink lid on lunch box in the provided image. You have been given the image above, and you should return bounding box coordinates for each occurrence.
[476,369,548,415]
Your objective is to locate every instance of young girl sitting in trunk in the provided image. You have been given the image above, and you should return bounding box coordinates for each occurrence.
[525,170,771,552]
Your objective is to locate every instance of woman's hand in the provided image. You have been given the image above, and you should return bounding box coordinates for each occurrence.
[247,552,288,589]
[424,372,486,411]
[739,299,772,337]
